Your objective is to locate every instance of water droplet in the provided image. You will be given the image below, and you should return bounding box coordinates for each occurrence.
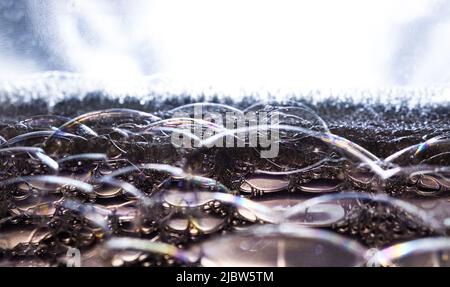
[167,218,189,232]
[298,179,342,193]
[95,186,123,198]
[240,174,290,194]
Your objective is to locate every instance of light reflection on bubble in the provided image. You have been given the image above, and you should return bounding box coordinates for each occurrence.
[369,237,450,267]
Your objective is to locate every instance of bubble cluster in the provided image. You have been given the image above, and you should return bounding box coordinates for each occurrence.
[1,98,450,267]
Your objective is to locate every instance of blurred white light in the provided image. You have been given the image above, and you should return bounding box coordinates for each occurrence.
[146,0,434,90]
[0,0,447,93]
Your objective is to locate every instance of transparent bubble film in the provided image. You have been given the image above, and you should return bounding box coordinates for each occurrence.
[1,82,450,267]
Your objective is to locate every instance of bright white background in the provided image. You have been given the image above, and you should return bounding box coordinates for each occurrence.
[0,0,449,92]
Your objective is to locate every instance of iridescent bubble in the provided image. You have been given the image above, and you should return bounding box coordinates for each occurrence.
[197,224,367,267]
[0,220,51,250]
[369,237,450,267]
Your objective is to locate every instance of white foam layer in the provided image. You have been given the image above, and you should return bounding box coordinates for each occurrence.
[0,72,450,108]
